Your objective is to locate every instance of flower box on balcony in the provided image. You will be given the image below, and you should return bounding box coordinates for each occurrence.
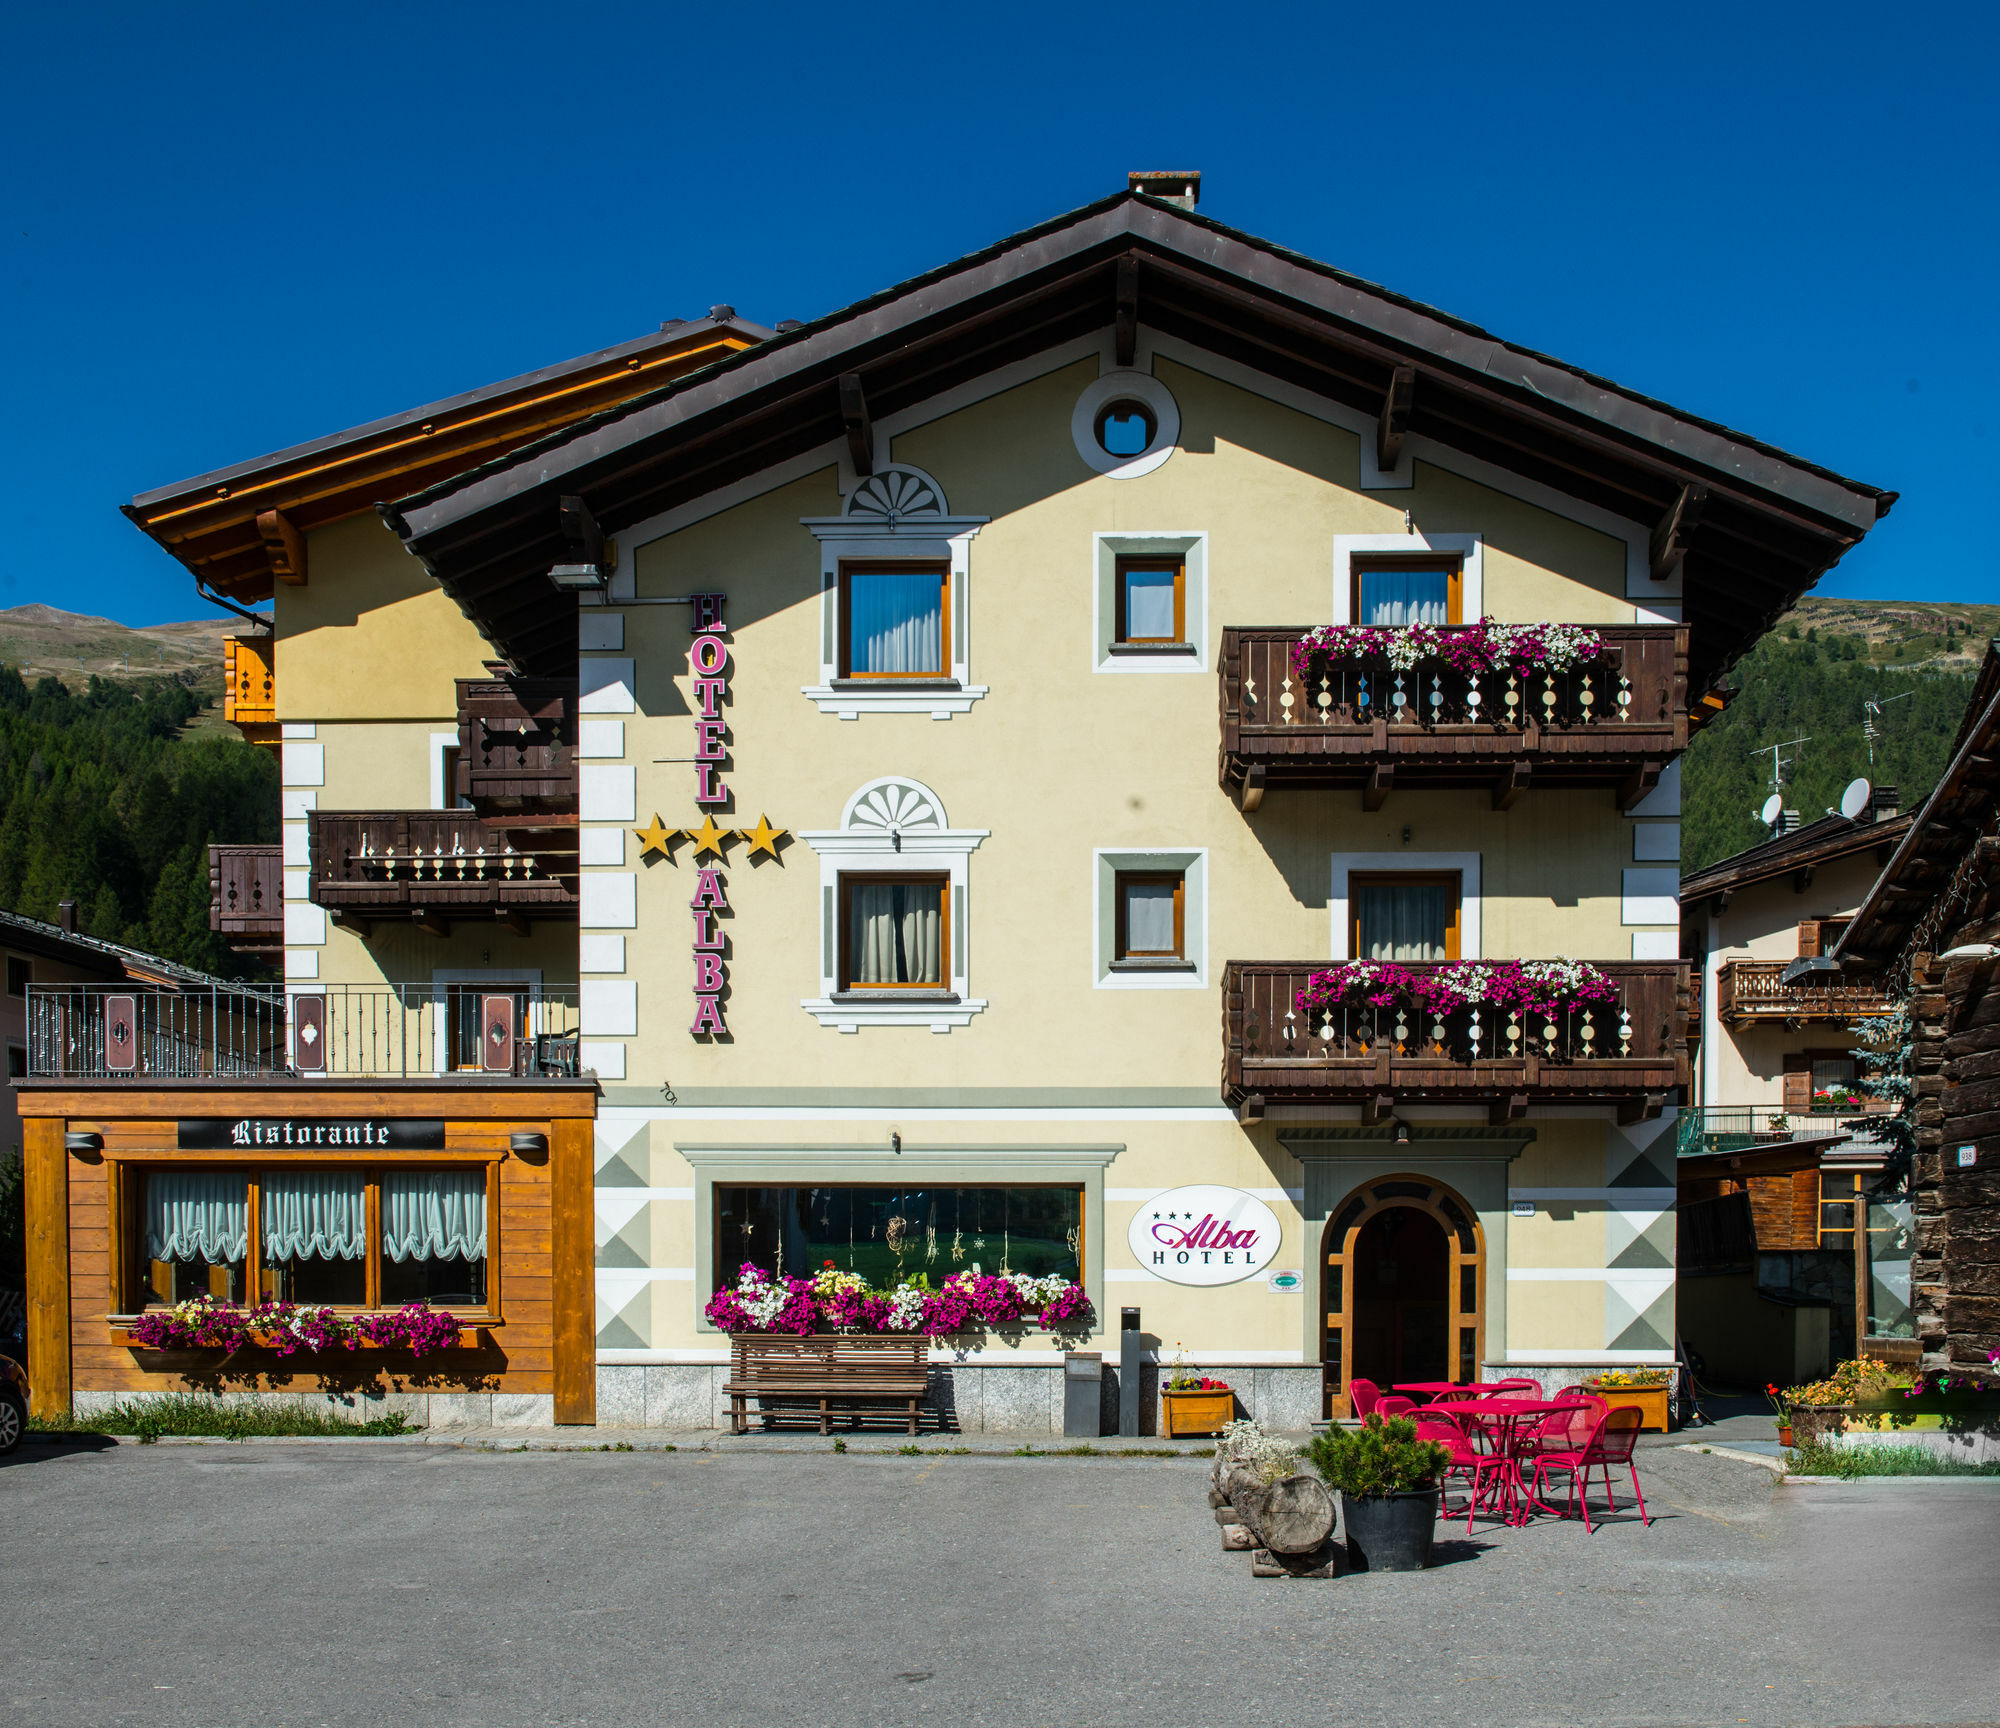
[110,1322,484,1352]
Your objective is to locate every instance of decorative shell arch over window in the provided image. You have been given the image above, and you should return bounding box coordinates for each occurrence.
[845,466,948,524]
[840,777,947,835]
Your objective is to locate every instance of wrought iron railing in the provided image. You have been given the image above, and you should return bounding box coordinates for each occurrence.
[1674,1104,1898,1160]
[24,983,583,1081]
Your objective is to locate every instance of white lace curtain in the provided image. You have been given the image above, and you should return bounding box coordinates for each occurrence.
[146,1172,248,1264]
[849,570,942,675]
[1122,879,1178,954]
[851,882,943,985]
[1355,880,1454,961]
[262,1170,365,1262]
[382,1170,486,1263]
[1358,567,1451,627]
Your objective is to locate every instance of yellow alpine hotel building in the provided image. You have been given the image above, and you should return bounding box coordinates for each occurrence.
[27,175,1893,1430]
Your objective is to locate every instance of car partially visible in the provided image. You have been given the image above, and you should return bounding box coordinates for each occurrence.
[0,1353,27,1453]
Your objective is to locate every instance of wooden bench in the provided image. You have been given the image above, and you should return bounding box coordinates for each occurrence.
[725,1334,931,1435]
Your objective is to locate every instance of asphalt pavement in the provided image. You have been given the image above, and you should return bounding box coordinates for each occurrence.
[2,1436,1995,1728]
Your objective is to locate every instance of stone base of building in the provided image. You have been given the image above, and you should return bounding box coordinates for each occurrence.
[1833,1419,2000,1465]
[595,1362,1325,1435]
[71,1388,557,1428]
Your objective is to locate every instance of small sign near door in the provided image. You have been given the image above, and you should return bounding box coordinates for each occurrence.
[1128,1185,1280,1286]
[1267,1269,1304,1294]
[1959,1144,1977,1168]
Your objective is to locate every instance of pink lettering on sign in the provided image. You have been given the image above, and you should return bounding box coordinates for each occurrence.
[687,593,736,1038]
[1149,1213,1264,1253]
[690,995,727,1037]
[693,952,725,993]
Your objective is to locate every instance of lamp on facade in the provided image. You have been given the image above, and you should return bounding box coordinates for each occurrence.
[509,1131,549,1159]
[64,1131,103,1154]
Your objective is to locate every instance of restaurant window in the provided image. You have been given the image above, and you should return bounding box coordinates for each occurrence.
[1114,869,1185,963]
[839,562,949,681]
[135,1166,488,1312]
[1114,556,1184,645]
[839,874,949,992]
[715,1185,1083,1291]
[1351,557,1463,627]
[1819,1171,1858,1248]
[6,956,29,997]
[1350,872,1461,962]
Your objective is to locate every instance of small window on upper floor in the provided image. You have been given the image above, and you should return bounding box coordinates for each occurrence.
[839,563,950,682]
[1115,557,1185,647]
[1351,871,1462,961]
[6,1045,24,1079]
[1095,398,1158,458]
[1352,556,1463,627]
[6,957,29,998]
[1114,870,1185,963]
[839,873,951,993]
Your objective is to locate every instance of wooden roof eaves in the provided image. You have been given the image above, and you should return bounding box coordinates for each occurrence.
[1681,810,1918,903]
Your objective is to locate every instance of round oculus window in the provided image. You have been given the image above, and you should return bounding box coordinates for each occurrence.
[1094,399,1158,458]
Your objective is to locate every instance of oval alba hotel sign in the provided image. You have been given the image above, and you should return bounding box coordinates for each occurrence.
[1128,1186,1281,1287]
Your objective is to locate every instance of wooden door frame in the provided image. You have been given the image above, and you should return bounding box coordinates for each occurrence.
[1322,1172,1486,1419]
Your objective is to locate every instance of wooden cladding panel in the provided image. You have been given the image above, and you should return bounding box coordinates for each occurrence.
[25,1117,70,1418]
[551,1118,594,1425]
[1744,1170,1821,1252]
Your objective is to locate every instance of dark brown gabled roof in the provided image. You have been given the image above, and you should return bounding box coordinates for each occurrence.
[1837,643,2000,971]
[124,314,768,607]
[384,190,1893,679]
[1681,808,1916,906]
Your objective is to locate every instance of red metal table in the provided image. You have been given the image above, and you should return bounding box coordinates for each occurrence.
[1442,1399,1575,1526]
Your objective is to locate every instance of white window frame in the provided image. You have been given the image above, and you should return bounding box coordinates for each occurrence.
[1093,849,1208,989]
[1330,853,1482,961]
[800,466,990,720]
[798,778,988,1032]
[1070,369,1180,479]
[1091,532,1208,674]
[1333,533,1484,624]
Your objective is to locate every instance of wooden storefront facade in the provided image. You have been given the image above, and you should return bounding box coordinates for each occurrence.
[20,1079,597,1423]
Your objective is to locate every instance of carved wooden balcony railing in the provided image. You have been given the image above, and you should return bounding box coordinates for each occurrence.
[1714,959,1895,1024]
[223,634,278,746]
[456,675,575,813]
[207,844,283,959]
[1222,960,1688,1121]
[308,811,578,934]
[1218,624,1688,810]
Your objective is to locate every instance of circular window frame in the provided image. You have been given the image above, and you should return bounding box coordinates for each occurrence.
[1071,371,1179,479]
[1093,398,1157,460]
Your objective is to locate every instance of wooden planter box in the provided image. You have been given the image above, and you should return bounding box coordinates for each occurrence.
[110,1323,482,1352]
[1161,1387,1236,1437]
[1583,1380,1671,1432]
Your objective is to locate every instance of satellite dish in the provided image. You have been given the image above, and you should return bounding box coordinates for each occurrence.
[1760,793,1784,827]
[1840,776,1873,821]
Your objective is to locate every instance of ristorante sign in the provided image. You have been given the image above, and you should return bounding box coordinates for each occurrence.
[1127,1185,1281,1287]
[177,1119,446,1151]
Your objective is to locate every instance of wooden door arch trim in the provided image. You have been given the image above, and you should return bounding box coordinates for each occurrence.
[1322,1172,1486,1419]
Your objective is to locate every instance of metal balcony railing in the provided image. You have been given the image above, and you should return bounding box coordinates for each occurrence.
[1674,1103,1900,1160]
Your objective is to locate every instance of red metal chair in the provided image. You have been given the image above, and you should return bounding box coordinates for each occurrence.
[1415,1408,1508,1531]
[1377,1395,1417,1419]
[1347,1378,1383,1419]
[1522,1394,1600,1463]
[1527,1406,1651,1531]
[1487,1377,1543,1397]
[1430,1386,1486,1404]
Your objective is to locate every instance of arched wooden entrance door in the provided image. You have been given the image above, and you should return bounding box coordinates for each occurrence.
[1322,1175,1485,1418]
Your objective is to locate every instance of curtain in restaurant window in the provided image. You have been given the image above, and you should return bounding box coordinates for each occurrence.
[1355,880,1453,961]
[1357,567,1450,626]
[261,1170,366,1261]
[849,570,942,675]
[381,1170,487,1263]
[146,1172,248,1264]
[1123,879,1178,953]
[851,882,943,985]
[1122,568,1177,640]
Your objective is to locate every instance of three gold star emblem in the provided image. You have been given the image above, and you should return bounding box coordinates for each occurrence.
[740,813,787,861]
[633,814,679,860]
[632,812,789,863]
[683,812,733,860]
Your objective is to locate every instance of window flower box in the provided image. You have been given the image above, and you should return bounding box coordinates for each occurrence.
[1581,1376,1671,1432]
[109,1297,472,1358]
[1161,1386,1236,1437]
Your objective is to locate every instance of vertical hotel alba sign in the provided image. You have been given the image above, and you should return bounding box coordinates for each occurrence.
[1128,1186,1281,1287]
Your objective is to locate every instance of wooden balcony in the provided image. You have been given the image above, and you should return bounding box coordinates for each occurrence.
[308,811,578,935]
[207,844,283,960]
[1715,959,1895,1024]
[1222,960,1689,1121]
[456,675,575,814]
[223,634,278,747]
[1218,624,1688,809]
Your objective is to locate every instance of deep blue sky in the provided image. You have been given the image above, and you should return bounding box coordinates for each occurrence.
[3,2,1991,627]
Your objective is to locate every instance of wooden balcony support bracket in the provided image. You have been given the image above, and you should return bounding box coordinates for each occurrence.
[1114,254,1140,369]
[1493,761,1530,812]
[1235,764,1266,814]
[1236,1092,1265,1125]
[1363,1092,1394,1125]
[329,910,373,939]
[1490,1092,1529,1126]
[256,508,306,586]
[1363,764,1394,813]
[497,910,532,937]
[838,373,874,478]
[412,913,452,938]
[1618,760,1662,812]
[1377,364,1415,473]
[1649,482,1708,581]
[1618,1092,1668,1126]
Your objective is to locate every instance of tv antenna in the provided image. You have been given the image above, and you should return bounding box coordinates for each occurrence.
[1765,735,1810,793]
[1862,691,1914,766]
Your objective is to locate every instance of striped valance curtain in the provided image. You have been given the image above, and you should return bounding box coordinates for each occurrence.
[146,1173,248,1264]
[381,1170,486,1263]
[262,1170,365,1261]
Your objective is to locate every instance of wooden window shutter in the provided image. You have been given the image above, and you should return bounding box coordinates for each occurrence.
[1798,921,1821,957]
[1782,1054,1810,1115]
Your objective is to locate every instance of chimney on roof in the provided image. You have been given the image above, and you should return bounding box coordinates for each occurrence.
[1871,784,1899,821]
[58,898,76,935]
[1128,171,1200,209]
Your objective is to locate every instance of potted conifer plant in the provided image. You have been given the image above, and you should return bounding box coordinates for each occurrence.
[1305,1414,1450,1572]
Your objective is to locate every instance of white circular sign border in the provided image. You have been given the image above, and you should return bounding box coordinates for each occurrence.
[1127,1184,1282,1287]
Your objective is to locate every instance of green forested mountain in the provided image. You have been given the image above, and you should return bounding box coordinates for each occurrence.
[1682,622,1976,874]
[0,667,278,977]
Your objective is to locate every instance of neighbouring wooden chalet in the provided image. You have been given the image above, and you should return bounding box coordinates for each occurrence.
[1675,797,1911,1383]
[1834,643,2000,1383]
[27,176,1899,1431]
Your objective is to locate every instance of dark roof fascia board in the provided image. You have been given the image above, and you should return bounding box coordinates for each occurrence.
[1681,811,1917,903]
[391,195,1886,548]
[129,315,772,512]
[0,907,244,989]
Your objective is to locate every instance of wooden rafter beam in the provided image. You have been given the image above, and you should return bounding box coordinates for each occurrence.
[1114,255,1139,368]
[1377,364,1415,473]
[256,508,306,586]
[838,373,874,478]
[1650,482,1709,581]
[1363,765,1393,812]
[1493,760,1530,812]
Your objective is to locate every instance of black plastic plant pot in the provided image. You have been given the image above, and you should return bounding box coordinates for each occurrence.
[1341,1488,1439,1572]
